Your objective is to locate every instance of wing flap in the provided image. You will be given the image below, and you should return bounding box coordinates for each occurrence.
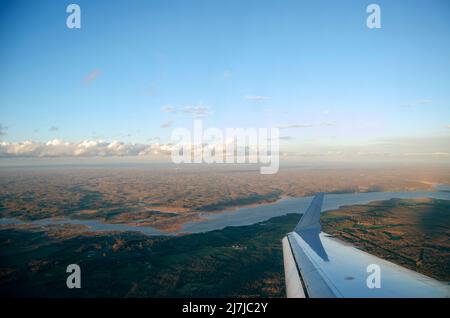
[282,236,306,298]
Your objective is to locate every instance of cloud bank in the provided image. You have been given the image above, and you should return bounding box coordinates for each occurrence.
[0,140,174,158]
[1,135,448,161]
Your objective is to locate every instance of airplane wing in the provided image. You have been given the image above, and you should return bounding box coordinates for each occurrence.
[282,193,450,298]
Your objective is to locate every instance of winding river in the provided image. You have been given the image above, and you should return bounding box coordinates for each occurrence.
[1,188,449,236]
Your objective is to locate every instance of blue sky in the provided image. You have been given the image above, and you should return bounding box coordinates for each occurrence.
[0,0,449,160]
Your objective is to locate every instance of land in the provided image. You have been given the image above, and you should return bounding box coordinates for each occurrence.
[0,198,449,297]
[1,164,449,231]
[0,164,449,297]
[322,198,450,281]
[0,214,298,297]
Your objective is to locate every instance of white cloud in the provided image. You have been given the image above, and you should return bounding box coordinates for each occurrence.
[244,95,270,101]
[160,120,174,128]
[84,69,101,85]
[162,105,176,113]
[162,103,211,117]
[181,105,210,117]
[402,99,432,108]
[0,140,175,158]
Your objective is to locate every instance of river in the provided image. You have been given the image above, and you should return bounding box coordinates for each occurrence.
[1,189,449,236]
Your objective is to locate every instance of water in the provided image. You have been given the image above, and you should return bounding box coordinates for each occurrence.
[0,217,167,236]
[1,190,449,236]
[180,190,450,233]
[436,184,450,192]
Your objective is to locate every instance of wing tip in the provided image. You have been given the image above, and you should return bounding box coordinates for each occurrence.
[294,192,325,233]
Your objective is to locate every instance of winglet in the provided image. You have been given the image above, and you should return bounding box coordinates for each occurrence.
[294,193,324,233]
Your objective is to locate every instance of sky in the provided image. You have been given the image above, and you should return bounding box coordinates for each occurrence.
[0,0,449,162]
